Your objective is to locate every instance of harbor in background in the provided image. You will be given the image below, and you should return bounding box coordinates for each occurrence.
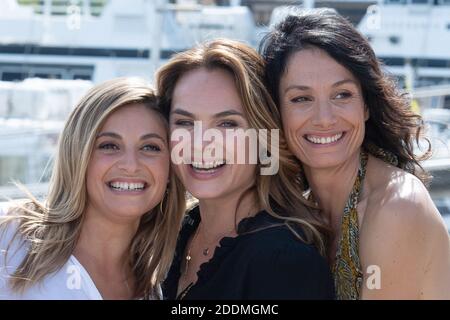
[0,0,449,230]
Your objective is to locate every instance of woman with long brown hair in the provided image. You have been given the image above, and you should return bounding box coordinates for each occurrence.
[157,39,334,300]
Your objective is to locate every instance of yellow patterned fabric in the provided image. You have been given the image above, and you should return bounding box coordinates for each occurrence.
[304,146,397,299]
[332,150,368,300]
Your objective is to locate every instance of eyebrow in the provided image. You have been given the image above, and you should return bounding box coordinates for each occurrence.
[213,110,244,119]
[171,108,244,119]
[171,108,194,118]
[332,79,358,88]
[283,85,310,93]
[96,132,166,142]
[283,79,358,93]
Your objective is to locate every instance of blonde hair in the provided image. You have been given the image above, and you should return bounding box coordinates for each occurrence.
[156,39,329,255]
[0,77,186,298]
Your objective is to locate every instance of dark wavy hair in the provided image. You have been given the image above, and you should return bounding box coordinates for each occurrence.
[259,8,430,184]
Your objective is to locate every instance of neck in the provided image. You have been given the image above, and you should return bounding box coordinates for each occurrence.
[74,208,140,276]
[198,188,261,236]
[304,151,361,232]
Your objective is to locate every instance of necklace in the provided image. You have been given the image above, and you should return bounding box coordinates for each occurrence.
[184,222,235,275]
[184,225,200,274]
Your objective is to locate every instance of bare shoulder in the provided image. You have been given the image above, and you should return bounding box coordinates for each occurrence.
[359,157,450,298]
[363,155,442,230]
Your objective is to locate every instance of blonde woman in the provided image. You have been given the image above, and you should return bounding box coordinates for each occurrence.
[157,39,334,299]
[0,77,185,299]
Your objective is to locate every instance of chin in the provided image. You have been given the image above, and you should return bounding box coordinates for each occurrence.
[188,187,227,201]
[109,204,153,219]
[304,155,348,170]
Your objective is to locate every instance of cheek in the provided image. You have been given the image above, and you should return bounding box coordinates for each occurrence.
[281,107,307,140]
[86,154,111,187]
[144,158,170,199]
[169,139,189,180]
[339,106,367,150]
[232,160,257,176]
[223,133,241,163]
[342,105,367,130]
[150,156,170,181]
[85,155,113,205]
[170,134,194,163]
[233,164,257,188]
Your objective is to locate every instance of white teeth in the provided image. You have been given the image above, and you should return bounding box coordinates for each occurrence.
[191,160,225,170]
[109,181,145,191]
[306,133,343,145]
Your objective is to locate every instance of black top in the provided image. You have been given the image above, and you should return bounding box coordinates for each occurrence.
[163,206,335,300]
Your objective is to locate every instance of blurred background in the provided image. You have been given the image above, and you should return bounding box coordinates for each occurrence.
[0,0,449,230]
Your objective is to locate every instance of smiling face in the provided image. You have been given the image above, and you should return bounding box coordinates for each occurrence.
[170,67,257,200]
[279,48,368,170]
[85,103,169,223]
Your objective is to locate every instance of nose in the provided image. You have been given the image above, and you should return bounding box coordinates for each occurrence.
[311,100,337,128]
[192,121,204,162]
[191,121,223,162]
[117,150,140,173]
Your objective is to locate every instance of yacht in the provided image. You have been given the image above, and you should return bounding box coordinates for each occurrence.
[0,78,92,200]
[358,0,450,96]
[0,0,256,83]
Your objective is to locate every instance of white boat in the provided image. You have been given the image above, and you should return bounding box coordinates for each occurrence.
[358,0,450,89]
[0,0,256,83]
[0,78,92,200]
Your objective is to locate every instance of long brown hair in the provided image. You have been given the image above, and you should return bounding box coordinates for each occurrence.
[157,39,329,255]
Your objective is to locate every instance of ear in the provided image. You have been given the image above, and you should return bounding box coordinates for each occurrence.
[364,105,370,121]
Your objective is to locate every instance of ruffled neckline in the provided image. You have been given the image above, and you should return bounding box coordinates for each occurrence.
[170,206,283,298]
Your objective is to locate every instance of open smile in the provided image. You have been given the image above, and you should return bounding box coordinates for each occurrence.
[106,179,149,193]
[187,160,227,179]
[304,132,346,145]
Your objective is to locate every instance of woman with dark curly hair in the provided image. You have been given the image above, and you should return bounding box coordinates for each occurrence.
[260,8,450,299]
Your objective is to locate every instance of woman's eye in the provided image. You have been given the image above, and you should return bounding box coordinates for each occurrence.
[290,96,311,103]
[142,144,162,152]
[335,92,352,99]
[99,143,119,151]
[218,120,238,128]
[174,119,194,126]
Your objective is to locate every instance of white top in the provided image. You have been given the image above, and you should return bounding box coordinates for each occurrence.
[0,203,103,300]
